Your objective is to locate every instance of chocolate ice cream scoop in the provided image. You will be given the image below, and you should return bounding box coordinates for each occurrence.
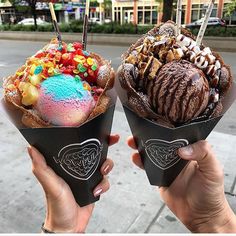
[118,21,233,128]
[146,60,210,124]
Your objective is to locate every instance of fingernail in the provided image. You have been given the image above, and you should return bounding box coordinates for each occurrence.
[103,165,110,174]
[179,145,193,156]
[27,146,33,161]
[94,188,103,197]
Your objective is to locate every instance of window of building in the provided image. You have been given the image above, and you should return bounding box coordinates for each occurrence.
[138,11,142,24]
[152,10,157,24]
[117,11,120,22]
[191,3,218,22]
[173,5,186,24]
[144,10,150,24]
[192,9,198,21]
[192,4,200,9]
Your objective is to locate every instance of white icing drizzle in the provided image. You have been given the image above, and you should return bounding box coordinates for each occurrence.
[210,88,219,103]
[176,34,222,88]
[195,55,208,69]
[175,33,221,103]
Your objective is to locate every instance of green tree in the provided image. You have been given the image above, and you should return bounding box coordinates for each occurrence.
[90,0,112,19]
[25,0,38,29]
[225,0,236,25]
[226,0,236,16]
[103,0,112,19]
[7,0,39,28]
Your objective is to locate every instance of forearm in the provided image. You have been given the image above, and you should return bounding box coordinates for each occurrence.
[191,202,236,233]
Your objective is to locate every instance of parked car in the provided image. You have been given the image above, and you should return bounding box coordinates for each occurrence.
[184,17,226,28]
[88,17,111,24]
[88,17,100,24]
[104,18,111,23]
[17,18,49,25]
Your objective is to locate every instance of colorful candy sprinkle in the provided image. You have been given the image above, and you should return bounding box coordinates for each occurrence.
[48,67,54,75]
[30,64,36,75]
[34,65,43,75]
[87,57,93,65]
[91,64,98,71]
[83,82,91,91]
[30,74,42,86]
[67,43,75,52]
[77,64,87,73]
[74,55,86,64]
[83,50,90,56]
[75,75,82,82]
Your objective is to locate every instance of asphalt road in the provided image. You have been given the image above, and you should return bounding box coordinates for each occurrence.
[1,39,236,135]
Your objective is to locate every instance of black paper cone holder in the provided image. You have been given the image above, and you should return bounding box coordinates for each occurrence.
[115,76,236,187]
[1,90,117,207]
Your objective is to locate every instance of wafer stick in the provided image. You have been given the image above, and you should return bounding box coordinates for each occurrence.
[196,0,215,46]
[82,0,90,50]
[49,2,62,48]
[176,0,183,35]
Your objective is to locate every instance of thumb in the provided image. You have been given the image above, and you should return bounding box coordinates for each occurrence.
[27,146,65,198]
[178,140,223,182]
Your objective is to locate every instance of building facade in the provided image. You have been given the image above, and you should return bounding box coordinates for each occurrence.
[183,0,233,24]
[112,0,235,25]
[0,0,235,25]
[0,0,15,24]
[112,0,159,25]
[0,0,100,24]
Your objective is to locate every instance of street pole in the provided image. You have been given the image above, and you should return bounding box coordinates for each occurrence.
[133,0,138,33]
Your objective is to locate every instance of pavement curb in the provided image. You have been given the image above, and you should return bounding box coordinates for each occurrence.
[0,31,236,52]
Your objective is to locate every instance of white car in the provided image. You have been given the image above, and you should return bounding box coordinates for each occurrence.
[88,17,100,24]
[185,17,226,28]
[88,17,111,24]
[17,18,49,25]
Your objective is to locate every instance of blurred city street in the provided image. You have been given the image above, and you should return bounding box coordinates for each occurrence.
[0,39,236,233]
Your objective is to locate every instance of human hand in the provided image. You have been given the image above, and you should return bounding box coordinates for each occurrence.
[27,134,120,233]
[127,136,236,233]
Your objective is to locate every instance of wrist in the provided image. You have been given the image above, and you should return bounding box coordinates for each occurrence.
[191,201,236,233]
[214,205,236,233]
[43,219,85,233]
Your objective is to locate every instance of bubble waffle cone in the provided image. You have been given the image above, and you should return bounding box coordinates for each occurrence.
[116,21,236,187]
[3,39,115,128]
[118,21,233,128]
[1,39,116,207]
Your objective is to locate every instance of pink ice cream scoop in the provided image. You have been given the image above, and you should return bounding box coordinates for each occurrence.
[36,74,95,126]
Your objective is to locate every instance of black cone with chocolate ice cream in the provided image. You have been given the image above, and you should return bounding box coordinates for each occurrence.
[117,21,233,128]
[116,21,235,186]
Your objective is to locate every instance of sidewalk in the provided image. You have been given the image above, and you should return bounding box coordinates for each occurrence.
[0,98,235,233]
[0,31,236,52]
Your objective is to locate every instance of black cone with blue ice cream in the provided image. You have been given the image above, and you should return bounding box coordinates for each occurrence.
[1,93,116,206]
[1,39,117,206]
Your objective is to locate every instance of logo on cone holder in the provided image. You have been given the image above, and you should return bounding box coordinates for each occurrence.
[142,139,189,170]
[54,139,103,180]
